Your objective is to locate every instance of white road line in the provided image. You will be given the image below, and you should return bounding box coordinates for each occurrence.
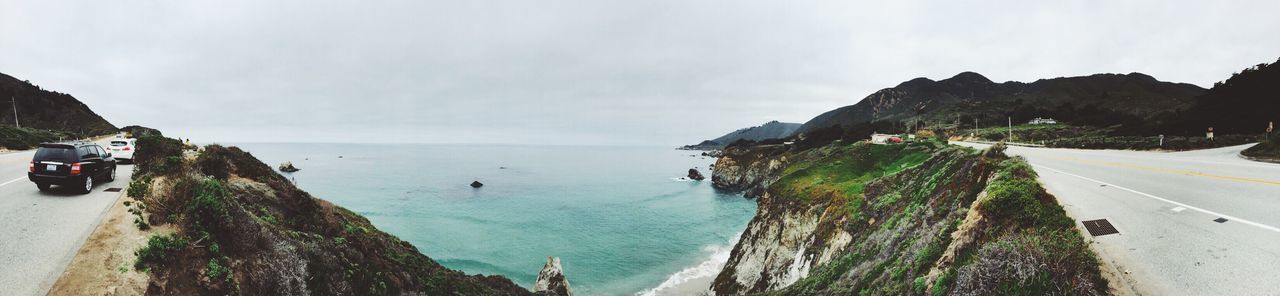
[0,177,24,188]
[1033,163,1280,234]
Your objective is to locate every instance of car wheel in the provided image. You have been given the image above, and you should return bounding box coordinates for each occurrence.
[81,176,94,194]
[106,167,116,182]
[36,183,50,191]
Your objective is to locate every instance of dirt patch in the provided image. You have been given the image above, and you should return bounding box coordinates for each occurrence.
[48,192,172,296]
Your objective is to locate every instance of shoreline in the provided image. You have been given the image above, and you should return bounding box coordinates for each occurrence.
[636,234,739,296]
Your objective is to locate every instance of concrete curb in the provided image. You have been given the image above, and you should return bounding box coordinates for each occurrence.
[1238,153,1280,164]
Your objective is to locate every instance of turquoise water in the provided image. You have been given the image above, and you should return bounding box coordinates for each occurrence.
[227,143,756,295]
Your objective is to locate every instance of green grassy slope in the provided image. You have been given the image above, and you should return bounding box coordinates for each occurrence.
[748,141,1106,295]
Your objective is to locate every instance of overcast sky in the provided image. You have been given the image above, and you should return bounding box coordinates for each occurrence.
[2,1,1278,145]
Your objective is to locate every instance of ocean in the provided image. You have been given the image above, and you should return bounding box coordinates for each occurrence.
[227,143,757,295]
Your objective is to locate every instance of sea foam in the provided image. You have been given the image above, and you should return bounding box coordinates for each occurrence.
[636,234,741,296]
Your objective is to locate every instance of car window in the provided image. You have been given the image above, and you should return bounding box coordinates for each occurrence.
[34,147,76,162]
[96,146,108,156]
[111,141,128,146]
[79,146,99,158]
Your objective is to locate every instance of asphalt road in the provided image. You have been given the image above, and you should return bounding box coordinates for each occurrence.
[956,142,1280,295]
[0,140,133,296]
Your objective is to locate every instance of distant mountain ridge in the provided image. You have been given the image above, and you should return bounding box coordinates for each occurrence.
[0,72,116,135]
[685,120,801,149]
[796,71,1206,134]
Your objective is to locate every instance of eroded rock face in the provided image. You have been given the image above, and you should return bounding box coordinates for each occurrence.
[710,144,794,198]
[688,168,706,181]
[711,145,999,295]
[710,191,853,295]
[533,257,572,296]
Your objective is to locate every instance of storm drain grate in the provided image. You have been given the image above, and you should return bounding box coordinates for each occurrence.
[1082,219,1119,236]
[1214,218,1229,223]
[104,188,123,192]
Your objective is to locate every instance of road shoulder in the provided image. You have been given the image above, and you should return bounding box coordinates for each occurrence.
[47,189,170,295]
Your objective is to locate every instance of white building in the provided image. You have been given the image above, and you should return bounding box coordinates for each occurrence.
[870,133,902,144]
[1028,117,1057,125]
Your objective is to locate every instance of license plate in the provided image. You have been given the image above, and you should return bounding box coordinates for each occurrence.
[46,164,57,171]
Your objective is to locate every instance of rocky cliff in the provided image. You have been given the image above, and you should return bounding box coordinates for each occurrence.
[533,257,573,296]
[710,141,1107,295]
[709,144,793,198]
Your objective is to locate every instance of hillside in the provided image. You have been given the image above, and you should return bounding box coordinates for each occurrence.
[710,141,1108,295]
[796,72,1205,136]
[1163,57,1280,135]
[685,121,802,149]
[122,135,566,295]
[0,72,117,136]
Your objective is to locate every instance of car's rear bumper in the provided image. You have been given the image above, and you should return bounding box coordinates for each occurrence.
[28,173,85,185]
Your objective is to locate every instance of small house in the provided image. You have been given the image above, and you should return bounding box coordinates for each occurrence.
[1028,117,1057,125]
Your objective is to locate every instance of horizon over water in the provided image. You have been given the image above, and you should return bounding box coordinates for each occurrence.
[227,142,756,295]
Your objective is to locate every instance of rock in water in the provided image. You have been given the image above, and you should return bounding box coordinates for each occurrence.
[533,257,572,296]
[470,181,484,188]
[278,161,300,172]
[687,168,705,181]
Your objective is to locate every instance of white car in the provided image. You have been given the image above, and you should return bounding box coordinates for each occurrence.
[108,139,137,163]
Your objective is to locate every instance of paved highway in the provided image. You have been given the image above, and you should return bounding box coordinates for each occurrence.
[0,140,132,295]
[956,142,1280,295]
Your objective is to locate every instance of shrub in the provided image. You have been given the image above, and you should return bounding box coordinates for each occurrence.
[205,257,232,282]
[134,135,184,174]
[953,231,1104,296]
[197,145,231,180]
[186,178,231,231]
[134,233,189,271]
[126,176,152,199]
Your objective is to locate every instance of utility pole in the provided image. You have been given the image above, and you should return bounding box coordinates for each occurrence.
[10,96,18,128]
[1007,117,1012,142]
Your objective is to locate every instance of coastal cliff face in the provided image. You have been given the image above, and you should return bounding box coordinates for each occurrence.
[710,144,795,198]
[710,141,1107,295]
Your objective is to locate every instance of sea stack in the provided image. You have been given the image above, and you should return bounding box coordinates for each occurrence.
[687,168,705,181]
[279,161,300,172]
[470,181,484,188]
[533,256,572,296]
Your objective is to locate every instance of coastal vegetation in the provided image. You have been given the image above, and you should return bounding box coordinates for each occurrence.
[711,139,1107,295]
[123,134,538,295]
[0,125,75,150]
[963,124,1261,151]
[1242,132,1280,161]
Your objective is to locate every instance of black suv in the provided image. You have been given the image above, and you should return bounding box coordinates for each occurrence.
[28,142,118,194]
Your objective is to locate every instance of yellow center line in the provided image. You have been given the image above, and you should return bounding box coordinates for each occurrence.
[1045,155,1280,186]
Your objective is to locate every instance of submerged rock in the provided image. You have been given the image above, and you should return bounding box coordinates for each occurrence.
[688,168,706,181]
[278,161,300,172]
[470,181,484,188]
[533,257,572,296]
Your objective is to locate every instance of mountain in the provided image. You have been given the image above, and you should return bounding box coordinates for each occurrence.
[0,72,116,135]
[795,71,1206,135]
[685,121,802,149]
[1164,57,1280,135]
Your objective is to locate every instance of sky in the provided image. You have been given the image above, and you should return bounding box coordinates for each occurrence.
[2,1,1279,145]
